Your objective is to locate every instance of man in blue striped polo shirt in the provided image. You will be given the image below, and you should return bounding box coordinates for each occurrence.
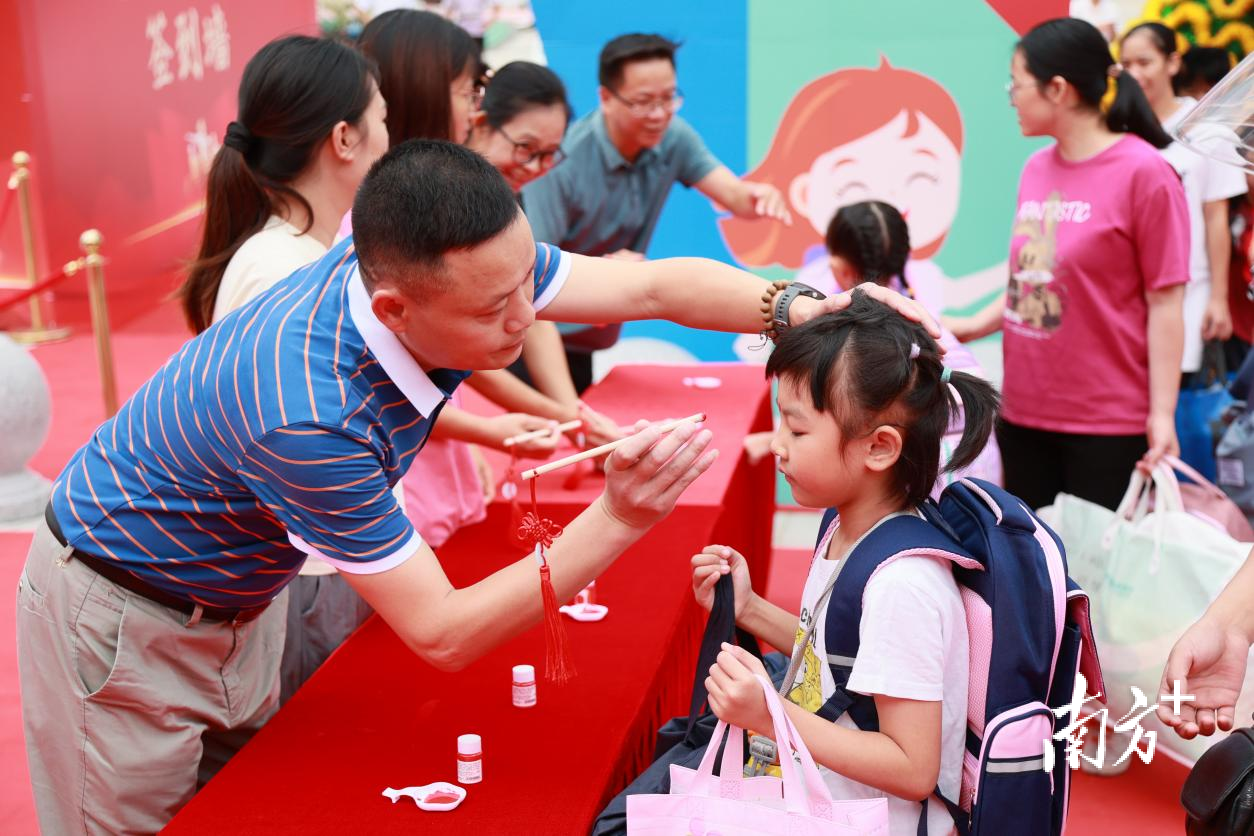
[17,140,931,833]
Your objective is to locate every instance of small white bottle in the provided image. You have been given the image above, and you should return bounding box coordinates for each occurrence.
[457,734,482,784]
[512,664,537,708]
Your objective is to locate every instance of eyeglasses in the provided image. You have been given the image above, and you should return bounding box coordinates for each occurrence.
[1005,80,1036,102]
[608,87,684,118]
[496,125,566,168]
[458,82,486,111]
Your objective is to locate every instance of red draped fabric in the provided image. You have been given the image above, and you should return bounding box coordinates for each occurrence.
[165,363,774,834]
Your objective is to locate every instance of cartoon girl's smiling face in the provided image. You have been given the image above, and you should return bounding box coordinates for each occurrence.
[789,110,961,257]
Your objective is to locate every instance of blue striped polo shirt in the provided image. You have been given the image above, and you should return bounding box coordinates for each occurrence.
[49,237,571,609]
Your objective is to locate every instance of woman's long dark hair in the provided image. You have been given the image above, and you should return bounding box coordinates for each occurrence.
[1019,17,1173,149]
[179,35,377,333]
[357,9,479,146]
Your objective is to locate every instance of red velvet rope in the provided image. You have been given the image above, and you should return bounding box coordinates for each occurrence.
[0,265,73,314]
[0,185,15,231]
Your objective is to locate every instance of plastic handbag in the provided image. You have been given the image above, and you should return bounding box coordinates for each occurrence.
[1039,464,1254,763]
[627,675,889,835]
[592,576,787,836]
[1157,455,1254,541]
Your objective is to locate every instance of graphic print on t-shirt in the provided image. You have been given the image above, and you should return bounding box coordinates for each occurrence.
[787,613,825,713]
[1005,189,1077,334]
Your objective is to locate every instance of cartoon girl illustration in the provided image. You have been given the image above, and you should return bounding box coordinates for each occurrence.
[719,58,1005,313]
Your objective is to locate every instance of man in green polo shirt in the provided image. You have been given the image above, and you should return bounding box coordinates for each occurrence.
[520,32,791,391]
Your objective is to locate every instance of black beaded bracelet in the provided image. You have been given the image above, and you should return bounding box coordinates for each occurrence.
[761,281,826,341]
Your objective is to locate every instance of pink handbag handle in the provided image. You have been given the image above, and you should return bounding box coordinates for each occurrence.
[693,676,836,818]
[1162,454,1227,500]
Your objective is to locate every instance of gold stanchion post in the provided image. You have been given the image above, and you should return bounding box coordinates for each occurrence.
[4,152,69,344]
[65,230,118,417]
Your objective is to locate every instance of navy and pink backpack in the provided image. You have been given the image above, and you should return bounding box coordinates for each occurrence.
[815,478,1104,835]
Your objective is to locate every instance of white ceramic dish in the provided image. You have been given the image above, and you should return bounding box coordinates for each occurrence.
[382,781,467,812]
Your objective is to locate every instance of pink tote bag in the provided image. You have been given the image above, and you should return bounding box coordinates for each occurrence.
[627,676,889,835]
[1136,455,1254,541]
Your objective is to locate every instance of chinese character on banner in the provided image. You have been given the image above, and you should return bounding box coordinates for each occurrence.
[202,4,231,73]
[146,12,175,90]
[175,8,204,81]
[185,118,220,182]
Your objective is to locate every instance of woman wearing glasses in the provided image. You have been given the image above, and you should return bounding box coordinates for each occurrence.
[357,8,482,146]
[467,61,571,194]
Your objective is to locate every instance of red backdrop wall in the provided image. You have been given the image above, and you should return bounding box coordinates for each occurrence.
[0,0,316,327]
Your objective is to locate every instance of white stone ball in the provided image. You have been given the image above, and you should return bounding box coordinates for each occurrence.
[0,334,51,475]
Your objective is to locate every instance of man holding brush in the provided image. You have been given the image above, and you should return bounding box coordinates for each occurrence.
[17,140,936,834]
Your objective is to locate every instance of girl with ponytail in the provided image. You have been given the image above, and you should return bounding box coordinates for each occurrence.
[691,291,995,835]
[179,35,386,333]
[952,17,1191,512]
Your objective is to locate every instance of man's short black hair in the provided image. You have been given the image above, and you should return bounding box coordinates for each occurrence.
[352,139,520,294]
[598,33,681,89]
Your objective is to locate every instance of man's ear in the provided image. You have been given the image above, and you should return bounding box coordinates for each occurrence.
[370,286,409,335]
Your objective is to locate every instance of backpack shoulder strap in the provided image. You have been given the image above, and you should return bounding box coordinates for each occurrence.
[810,512,975,836]
[815,507,838,550]
[816,512,974,727]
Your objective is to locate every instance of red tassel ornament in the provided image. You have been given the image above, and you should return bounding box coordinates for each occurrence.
[517,479,576,683]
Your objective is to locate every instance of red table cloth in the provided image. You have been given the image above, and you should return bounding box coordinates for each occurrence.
[164,364,774,835]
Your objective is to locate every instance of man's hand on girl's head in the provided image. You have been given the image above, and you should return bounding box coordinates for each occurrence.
[793,283,944,345]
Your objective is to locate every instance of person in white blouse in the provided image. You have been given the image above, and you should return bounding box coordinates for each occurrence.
[1121,22,1248,374]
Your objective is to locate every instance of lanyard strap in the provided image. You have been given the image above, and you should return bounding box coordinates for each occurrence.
[778,510,916,697]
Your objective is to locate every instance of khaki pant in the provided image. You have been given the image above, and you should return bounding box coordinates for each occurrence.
[16,520,288,835]
[280,573,373,704]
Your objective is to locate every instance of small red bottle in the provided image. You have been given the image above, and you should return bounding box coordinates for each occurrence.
[457,734,482,784]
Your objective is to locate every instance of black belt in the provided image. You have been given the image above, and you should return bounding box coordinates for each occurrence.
[44,504,269,624]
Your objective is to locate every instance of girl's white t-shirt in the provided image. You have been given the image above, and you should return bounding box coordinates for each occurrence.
[1160,98,1249,371]
[787,520,969,835]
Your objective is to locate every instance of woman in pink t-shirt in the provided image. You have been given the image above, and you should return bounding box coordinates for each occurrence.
[950,17,1189,510]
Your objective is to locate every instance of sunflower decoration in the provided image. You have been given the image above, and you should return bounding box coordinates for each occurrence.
[1125,0,1254,61]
